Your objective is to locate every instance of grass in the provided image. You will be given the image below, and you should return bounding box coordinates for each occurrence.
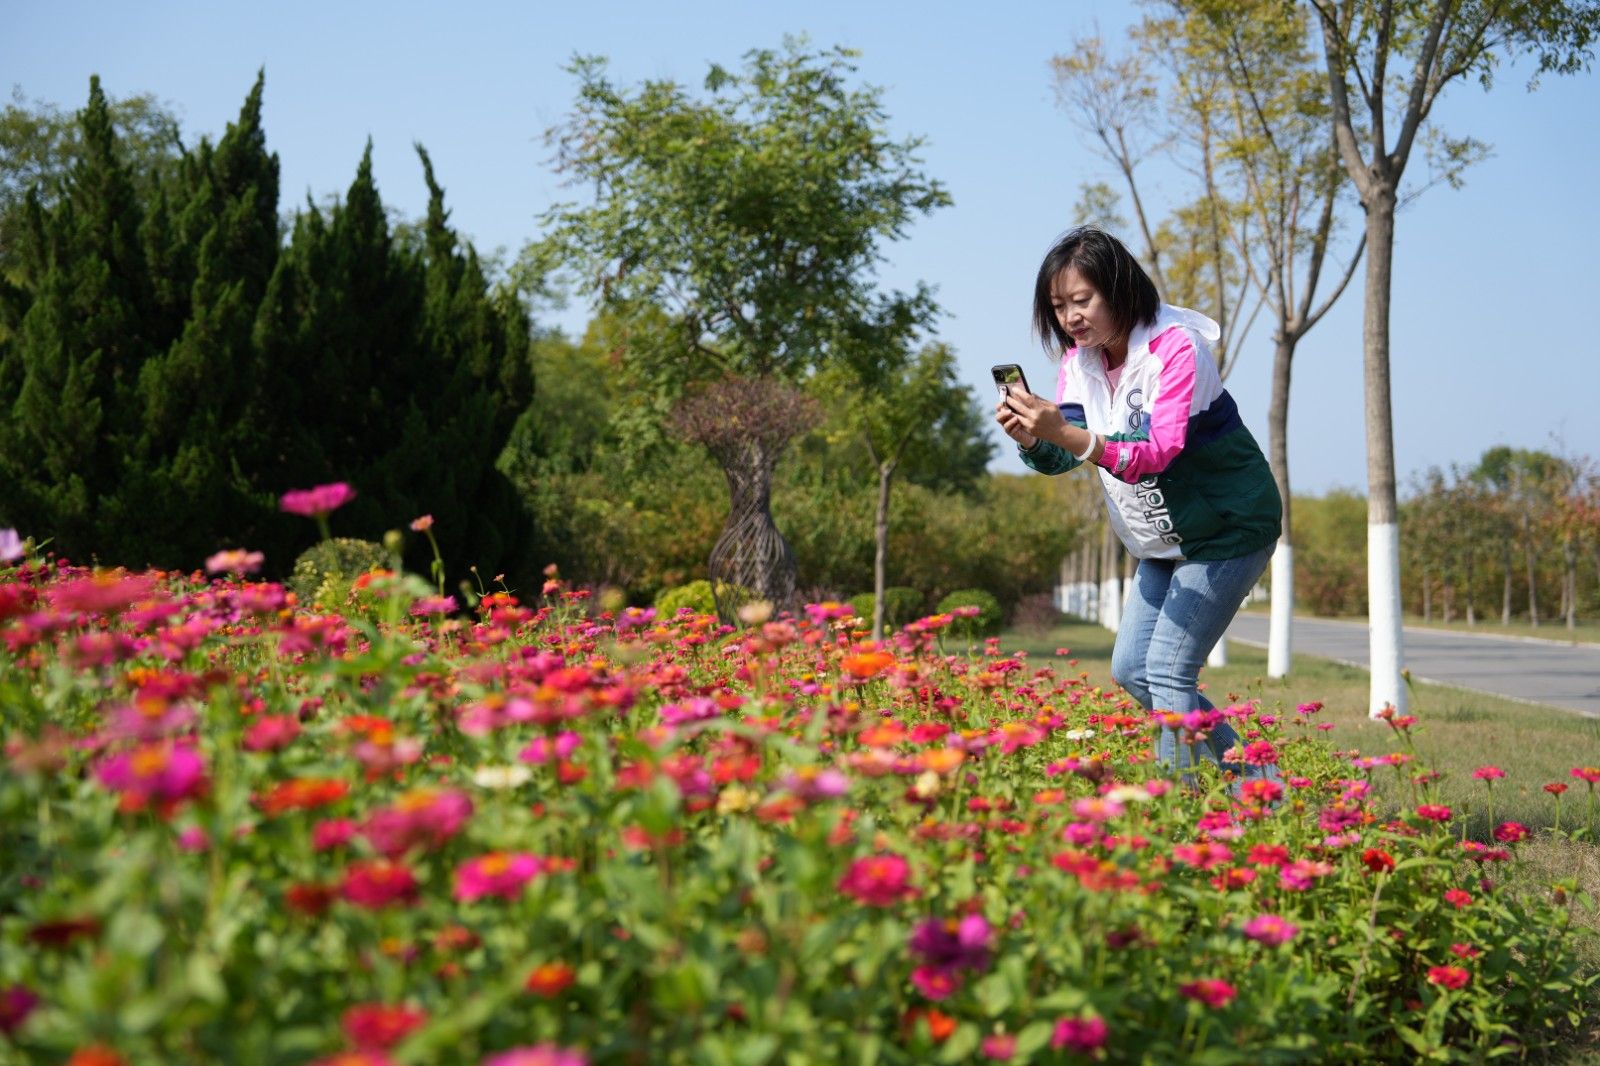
[1237,604,1600,646]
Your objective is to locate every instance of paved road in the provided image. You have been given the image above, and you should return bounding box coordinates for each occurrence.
[1225,614,1600,718]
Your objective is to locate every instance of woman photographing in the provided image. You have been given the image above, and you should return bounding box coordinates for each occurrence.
[997,226,1281,779]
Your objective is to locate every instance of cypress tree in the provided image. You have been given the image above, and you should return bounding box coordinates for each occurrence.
[114,72,281,566]
[249,143,426,562]
[378,146,533,586]
[0,77,152,555]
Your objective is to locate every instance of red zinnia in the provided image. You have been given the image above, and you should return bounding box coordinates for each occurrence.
[340,860,419,909]
[525,962,576,998]
[1362,848,1396,874]
[341,1003,427,1049]
[1427,965,1470,990]
[1179,978,1236,1008]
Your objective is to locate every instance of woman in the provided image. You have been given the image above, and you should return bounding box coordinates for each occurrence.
[996,227,1281,777]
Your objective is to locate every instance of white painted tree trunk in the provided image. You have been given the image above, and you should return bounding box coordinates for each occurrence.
[1207,638,1228,667]
[1268,541,1293,678]
[1100,576,1121,632]
[1368,522,1407,718]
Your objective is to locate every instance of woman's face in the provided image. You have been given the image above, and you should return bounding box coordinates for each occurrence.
[1050,265,1118,351]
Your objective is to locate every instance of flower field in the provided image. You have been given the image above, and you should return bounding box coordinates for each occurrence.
[1,544,1596,1063]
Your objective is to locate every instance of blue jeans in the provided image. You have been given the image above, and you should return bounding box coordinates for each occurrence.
[1110,546,1272,773]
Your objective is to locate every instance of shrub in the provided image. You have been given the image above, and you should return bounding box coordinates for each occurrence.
[654,579,752,619]
[289,537,390,608]
[848,586,925,630]
[936,587,1002,638]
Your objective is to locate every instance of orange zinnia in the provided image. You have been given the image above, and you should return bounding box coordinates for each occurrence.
[841,650,895,680]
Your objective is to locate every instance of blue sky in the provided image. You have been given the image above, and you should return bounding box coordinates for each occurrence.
[8,0,1598,496]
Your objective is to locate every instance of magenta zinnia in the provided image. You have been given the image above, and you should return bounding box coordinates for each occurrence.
[279,482,357,518]
[838,853,917,906]
[454,852,546,902]
[1242,914,1299,947]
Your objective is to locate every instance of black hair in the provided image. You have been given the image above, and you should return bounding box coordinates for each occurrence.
[1031,227,1160,355]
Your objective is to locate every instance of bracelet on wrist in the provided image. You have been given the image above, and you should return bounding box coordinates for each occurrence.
[1073,432,1099,463]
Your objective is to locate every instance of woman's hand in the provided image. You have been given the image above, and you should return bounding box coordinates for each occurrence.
[994,387,1065,449]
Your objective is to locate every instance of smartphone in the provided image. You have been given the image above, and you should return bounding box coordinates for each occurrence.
[991,363,1031,397]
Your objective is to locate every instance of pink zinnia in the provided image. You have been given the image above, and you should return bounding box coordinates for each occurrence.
[242,715,301,753]
[1051,1015,1108,1053]
[96,742,206,808]
[312,818,359,852]
[1571,767,1600,784]
[519,732,582,765]
[481,1045,588,1066]
[454,852,546,902]
[1444,888,1472,909]
[1279,859,1334,891]
[838,853,918,907]
[1472,766,1506,781]
[1241,914,1299,947]
[1241,740,1278,766]
[361,788,474,857]
[205,549,264,576]
[0,528,23,564]
[50,572,159,617]
[980,1033,1017,1060]
[1427,965,1471,990]
[1179,978,1237,1008]
[280,482,357,518]
[339,860,419,909]
[1415,804,1453,822]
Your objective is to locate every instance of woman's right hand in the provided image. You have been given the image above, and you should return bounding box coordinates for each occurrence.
[994,388,1038,449]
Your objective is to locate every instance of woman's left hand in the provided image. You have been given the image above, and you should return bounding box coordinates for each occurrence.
[999,390,1065,446]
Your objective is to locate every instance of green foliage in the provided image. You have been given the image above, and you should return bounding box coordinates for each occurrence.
[936,587,1003,638]
[533,39,949,395]
[1290,489,1368,616]
[848,586,924,630]
[654,578,751,618]
[288,536,390,608]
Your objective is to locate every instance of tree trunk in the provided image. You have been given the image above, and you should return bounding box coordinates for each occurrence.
[1267,333,1294,678]
[1566,535,1579,630]
[871,460,894,641]
[1464,547,1476,626]
[1421,562,1432,621]
[1362,193,1407,718]
[708,439,797,619]
[1501,547,1513,625]
[1523,515,1540,627]
[1099,522,1122,632]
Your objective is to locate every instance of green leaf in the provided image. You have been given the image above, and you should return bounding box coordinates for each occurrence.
[938,1023,981,1064]
[186,951,227,1004]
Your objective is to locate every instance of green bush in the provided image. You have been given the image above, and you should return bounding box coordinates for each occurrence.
[654,579,753,618]
[936,587,1003,639]
[848,586,925,630]
[289,537,391,608]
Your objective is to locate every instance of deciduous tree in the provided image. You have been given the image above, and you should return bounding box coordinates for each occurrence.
[1308,0,1600,714]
